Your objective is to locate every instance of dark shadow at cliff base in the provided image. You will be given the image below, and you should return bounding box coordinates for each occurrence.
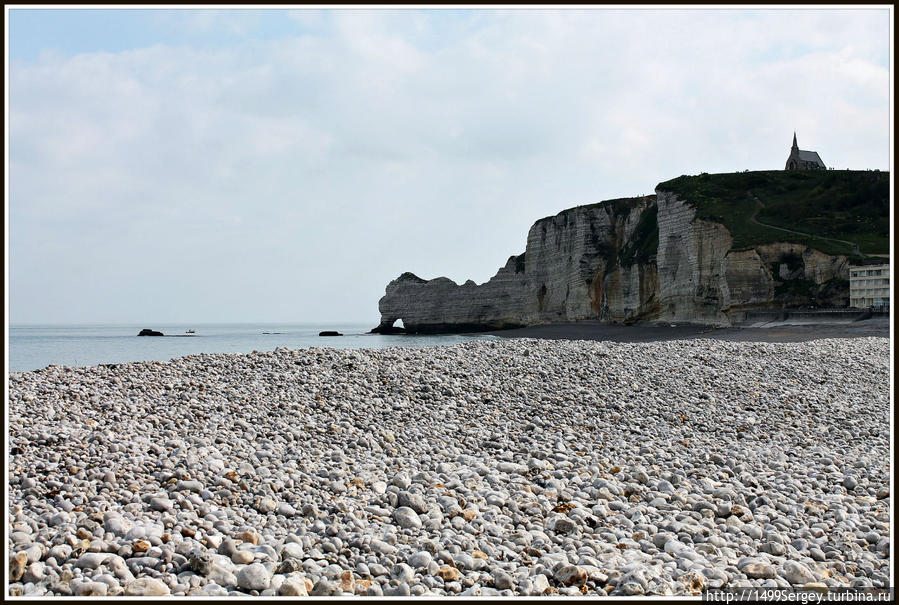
[371,322,525,335]
[483,319,889,344]
[405,323,527,334]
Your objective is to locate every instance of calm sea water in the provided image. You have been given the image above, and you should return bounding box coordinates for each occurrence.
[6,323,496,372]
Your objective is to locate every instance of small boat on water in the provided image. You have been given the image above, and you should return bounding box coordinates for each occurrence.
[185,329,196,334]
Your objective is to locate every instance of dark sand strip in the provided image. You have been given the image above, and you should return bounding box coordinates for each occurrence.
[486,318,890,343]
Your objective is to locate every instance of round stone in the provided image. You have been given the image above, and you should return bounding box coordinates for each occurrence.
[393,506,423,529]
[237,563,271,591]
[124,578,171,596]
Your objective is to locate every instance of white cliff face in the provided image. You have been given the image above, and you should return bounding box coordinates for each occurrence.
[376,257,530,333]
[523,204,621,323]
[375,190,851,332]
[724,250,775,306]
[376,198,657,333]
[601,263,660,322]
[655,191,733,324]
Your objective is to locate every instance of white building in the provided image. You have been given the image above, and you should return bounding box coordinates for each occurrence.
[849,263,890,308]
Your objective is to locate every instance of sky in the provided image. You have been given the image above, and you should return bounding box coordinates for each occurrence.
[6,7,893,325]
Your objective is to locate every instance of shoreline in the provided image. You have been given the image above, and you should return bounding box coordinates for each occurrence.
[485,317,890,343]
[9,318,888,374]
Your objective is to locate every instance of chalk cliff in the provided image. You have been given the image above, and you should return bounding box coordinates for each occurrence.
[652,192,849,322]
[373,185,853,333]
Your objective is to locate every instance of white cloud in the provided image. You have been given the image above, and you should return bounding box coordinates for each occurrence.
[8,9,891,323]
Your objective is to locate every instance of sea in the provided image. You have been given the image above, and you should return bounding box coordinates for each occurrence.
[6,323,496,373]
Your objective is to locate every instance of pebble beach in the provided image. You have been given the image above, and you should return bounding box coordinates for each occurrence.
[7,336,891,596]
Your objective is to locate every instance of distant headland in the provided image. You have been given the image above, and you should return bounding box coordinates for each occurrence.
[372,166,888,334]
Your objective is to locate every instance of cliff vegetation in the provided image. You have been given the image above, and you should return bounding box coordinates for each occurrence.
[658,170,889,256]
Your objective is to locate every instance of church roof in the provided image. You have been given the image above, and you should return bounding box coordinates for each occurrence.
[798,149,825,166]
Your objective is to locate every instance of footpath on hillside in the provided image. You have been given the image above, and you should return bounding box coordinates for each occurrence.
[748,192,865,258]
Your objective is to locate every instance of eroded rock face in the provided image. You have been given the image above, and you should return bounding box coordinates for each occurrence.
[653,193,850,319]
[599,262,660,323]
[755,243,848,285]
[375,198,658,334]
[374,190,850,332]
[655,191,734,323]
[725,249,774,306]
[524,198,661,324]
[375,260,530,334]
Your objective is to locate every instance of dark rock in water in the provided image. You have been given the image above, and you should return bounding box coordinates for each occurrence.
[369,322,406,334]
[138,329,164,337]
[319,331,343,337]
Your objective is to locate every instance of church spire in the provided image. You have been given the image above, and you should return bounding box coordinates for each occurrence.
[792,131,798,149]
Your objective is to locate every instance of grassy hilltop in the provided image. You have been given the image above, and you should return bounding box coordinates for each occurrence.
[658,170,890,257]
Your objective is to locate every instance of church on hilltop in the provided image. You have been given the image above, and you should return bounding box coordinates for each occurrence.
[785,132,826,170]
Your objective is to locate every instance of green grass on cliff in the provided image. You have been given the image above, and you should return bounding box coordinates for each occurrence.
[657,170,890,256]
[538,195,650,224]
